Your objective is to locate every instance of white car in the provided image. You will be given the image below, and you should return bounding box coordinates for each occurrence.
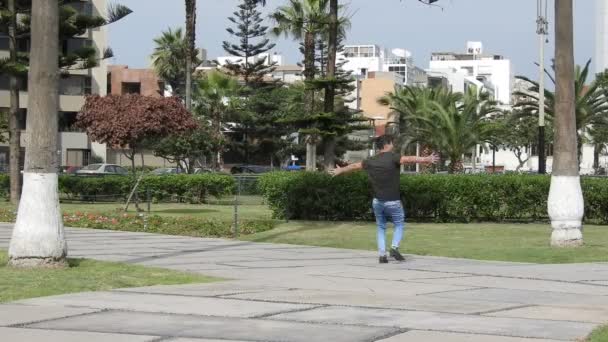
[76,164,129,176]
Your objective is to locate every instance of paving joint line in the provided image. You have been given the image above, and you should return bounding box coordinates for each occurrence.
[414,286,491,296]
[7,308,109,328]
[388,266,608,287]
[250,304,328,319]
[471,303,537,316]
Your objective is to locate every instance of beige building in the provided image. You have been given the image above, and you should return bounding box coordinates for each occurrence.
[358,72,399,125]
[0,0,109,168]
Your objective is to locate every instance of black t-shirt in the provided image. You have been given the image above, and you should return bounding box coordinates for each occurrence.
[362,152,401,201]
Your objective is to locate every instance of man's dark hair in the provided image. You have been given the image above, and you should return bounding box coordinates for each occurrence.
[374,135,395,150]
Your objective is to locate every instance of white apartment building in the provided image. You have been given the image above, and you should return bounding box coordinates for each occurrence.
[199,52,304,84]
[428,42,513,105]
[0,0,109,168]
[340,45,423,86]
[215,52,284,69]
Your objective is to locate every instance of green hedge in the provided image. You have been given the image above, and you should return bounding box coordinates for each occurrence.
[58,174,235,202]
[259,172,608,224]
[0,174,8,199]
[0,174,236,202]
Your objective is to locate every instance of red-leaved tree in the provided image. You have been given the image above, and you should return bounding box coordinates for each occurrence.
[78,94,198,172]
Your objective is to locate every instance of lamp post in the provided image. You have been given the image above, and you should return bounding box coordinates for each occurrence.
[537,0,549,174]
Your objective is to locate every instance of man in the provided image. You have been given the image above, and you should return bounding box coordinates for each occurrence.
[332,135,438,263]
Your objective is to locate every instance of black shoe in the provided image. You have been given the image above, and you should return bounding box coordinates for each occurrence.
[390,248,405,261]
[379,255,388,264]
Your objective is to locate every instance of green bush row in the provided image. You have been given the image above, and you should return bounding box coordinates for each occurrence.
[0,174,8,199]
[258,172,608,224]
[58,174,236,202]
[0,174,236,203]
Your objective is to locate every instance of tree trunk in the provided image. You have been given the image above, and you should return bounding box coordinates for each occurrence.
[593,143,601,173]
[8,0,21,204]
[323,0,338,170]
[448,157,463,174]
[548,0,583,247]
[185,0,196,111]
[492,146,496,173]
[303,31,317,171]
[419,145,433,173]
[9,0,67,268]
[323,138,336,170]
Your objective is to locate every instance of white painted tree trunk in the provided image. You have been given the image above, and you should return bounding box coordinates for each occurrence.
[9,174,67,266]
[9,0,67,268]
[547,176,584,247]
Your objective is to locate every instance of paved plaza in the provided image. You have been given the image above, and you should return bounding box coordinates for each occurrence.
[1,223,608,341]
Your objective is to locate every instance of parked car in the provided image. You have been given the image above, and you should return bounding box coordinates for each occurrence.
[151,167,183,176]
[230,165,271,174]
[61,166,82,174]
[76,164,128,176]
[283,164,303,171]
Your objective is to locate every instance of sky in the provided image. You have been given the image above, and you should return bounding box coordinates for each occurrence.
[108,0,596,79]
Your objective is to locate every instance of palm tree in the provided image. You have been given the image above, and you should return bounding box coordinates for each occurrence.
[9,0,67,268]
[514,60,608,161]
[185,0,196,111]
[548,0,583,247]
[271,0,330,171]
[380,86,499,173]
[151,28,190,99]
[194,70,240,170]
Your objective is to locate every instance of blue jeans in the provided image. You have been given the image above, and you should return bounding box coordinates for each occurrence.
[372,199,405,256]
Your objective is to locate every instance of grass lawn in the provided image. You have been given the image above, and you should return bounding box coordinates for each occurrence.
[0,250,218,303]
[586,325,608,342]
[242,221,608,264]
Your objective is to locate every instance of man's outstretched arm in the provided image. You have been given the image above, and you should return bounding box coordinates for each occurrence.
[400,154,440,165]
[331,162,363,177]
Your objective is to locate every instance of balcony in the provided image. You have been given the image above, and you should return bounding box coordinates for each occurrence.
[0,91,85,112]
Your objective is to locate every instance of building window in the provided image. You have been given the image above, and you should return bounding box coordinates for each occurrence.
[66,149,91,167]
[62,38,93,55]
[122,82,141,94]
[359,46,374,57]
[59,75,91,95]
[58,112,82,132]
[67,2,93,16]
[0,74,28,91]
[18,109,26,130]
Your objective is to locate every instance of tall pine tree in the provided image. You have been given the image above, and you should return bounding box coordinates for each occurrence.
[222,0,276,88]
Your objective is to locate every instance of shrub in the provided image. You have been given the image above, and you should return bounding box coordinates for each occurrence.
[61,211,275,238]
[58,174,236,203]
[0,174,9,200]
[258,172,608,224]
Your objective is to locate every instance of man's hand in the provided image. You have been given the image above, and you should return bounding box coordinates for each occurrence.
[329,165,344,177]
[421,153,440,164]
[329,162,362,176]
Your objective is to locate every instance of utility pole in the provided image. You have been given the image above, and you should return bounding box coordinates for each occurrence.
[537,0,549,174]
